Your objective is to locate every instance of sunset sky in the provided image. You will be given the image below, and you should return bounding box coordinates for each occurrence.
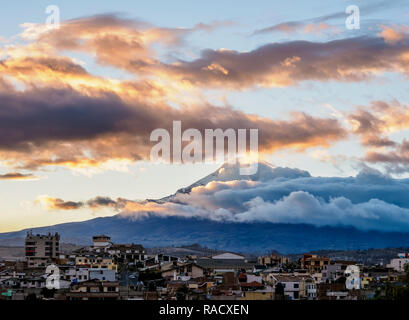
[1,0,409,232]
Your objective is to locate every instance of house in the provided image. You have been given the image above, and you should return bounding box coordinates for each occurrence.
[89,268,116,282]
[107,244,146,265]
[0,270,26,281]
[301,254,330,273]
[321,260,356,283]
[161,263,204,280]
[211,253,245,260]
[240,281,264,291]
[270,275,315,300]
[153,253,179,264]
[387,255,409,272]
[64,267,89,283]
[241,285,274,300]
[316,282,348,300]
[92,235,112,248]
[19,277,46,289]
[196,258,254,274]
[75,253,117,271]
[67,280,119,300]
[257,254,289,267]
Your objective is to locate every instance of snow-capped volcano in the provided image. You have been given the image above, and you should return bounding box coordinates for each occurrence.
[2,162,409,253]
[175,161,310,195]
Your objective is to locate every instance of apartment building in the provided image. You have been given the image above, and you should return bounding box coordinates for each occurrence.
[301,254,330,273]
[25,232,60,268]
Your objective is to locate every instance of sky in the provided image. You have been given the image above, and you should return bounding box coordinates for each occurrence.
[1,0,409,232]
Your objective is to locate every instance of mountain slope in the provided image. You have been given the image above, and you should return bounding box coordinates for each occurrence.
[2,161,409,253]
[2,215,409,253]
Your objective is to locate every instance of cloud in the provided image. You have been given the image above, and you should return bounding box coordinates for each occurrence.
[0,172,38,180]
[10,14,409,91]
[18,14,234,74]
[36,196,84,210]
[154,36,409,89]
[254,21,338,36]
[3,13,409,173]
[87,196,119,209]
[365,140,409,174]
[347,100,409,173]
[378,24,409,44]
[0,85,346,171]
[44,165,409,232]
[253,1,396,36]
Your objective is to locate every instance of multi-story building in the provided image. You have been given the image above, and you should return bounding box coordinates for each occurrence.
[257,254,289,267]
[92,235,112,249]
[107,244,146,265]
[270,274,316,300]
[89,268,116,282]
[25,232,60,268]
[75,253,117,271]
[301,254,330,273]
[67,280,119,300]
[387,253,409,272]
[321,260,357,283]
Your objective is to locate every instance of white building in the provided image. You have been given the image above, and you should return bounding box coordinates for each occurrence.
[64,267,89,283]
[89,268,116,282]
[92,235,112,248]
[211,253,245,260]
[387,257,409,272]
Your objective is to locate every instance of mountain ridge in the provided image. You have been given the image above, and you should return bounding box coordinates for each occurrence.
[2,161,409,253]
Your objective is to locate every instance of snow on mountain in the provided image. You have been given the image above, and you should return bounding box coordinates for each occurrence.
[174,161,310,195]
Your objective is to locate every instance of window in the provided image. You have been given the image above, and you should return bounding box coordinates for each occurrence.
[293,283,299,288]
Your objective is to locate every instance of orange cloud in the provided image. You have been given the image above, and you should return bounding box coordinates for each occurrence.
[378,25,409,44]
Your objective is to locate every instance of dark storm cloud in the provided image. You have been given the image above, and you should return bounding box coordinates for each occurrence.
[0,86,346,169]
[0,172,37,180]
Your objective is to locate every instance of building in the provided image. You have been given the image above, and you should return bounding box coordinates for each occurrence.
[316,282,348,300]
[64,267,89,283]
[89,268,116,282]
[92,235,112,248]
[211,253,246,260]
[161,263,204,280]
[301,254,330,273]
[321,260,356,283]
[67,280,119,300]
[270,275,315,300]
[107,244,146,265]
[387,254,409,272]
[257,254,289,267]
[196,257,254,274]
[75,253,117,271]
[25,232,60,268]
